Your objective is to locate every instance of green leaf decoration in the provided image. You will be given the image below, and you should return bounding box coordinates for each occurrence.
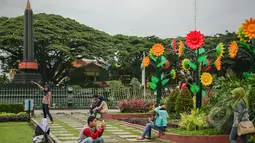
[151,76,159,84]
[195,48,205,54]
[188,62,197,70]
[237,41,251,49]
[253,49,255,55]
[216,43,222,57]
[197,55,208,63]
[161,73,164,80]
[161,79,169,86]
[190,84,200,93]
[202,90,206,97]
[161,56,167,63]
[157,56,167,67]
[203,59,209,66]
[148,82,157,90]
[150,55,157,62]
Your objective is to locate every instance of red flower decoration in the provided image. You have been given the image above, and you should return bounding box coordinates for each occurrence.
[172,38,177,53]
[185,30,205,50]
[204,59,211,71]
[162,60,170,69]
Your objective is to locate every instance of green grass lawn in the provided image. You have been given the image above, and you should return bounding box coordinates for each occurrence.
[0,122,34,143]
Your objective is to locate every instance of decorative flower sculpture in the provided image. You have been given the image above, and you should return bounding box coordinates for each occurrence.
[215,57,221,71]
[142,43,177,104]
[178,41,184,57]
[172,38,177,53]
[238,26,250,43]
[170,69,176,79]
[142,56,150,67]
[242,18,255,39]
[216,43,224,59]
[185,30,205,50]
[200,72,213,86]
[151,43,164,57]
[228,41,238,59]
[162,60,170,69]
[181,58,190,71]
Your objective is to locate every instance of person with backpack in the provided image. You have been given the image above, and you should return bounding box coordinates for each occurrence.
[33,118,50,143]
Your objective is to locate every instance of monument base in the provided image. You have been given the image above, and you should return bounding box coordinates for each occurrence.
[11,72,42,85]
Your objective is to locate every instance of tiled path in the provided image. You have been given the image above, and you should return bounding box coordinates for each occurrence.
[33,113,162,143]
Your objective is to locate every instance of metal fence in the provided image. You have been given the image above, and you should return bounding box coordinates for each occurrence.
[0,87,158,109]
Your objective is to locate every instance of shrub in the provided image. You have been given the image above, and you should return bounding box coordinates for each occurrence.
[0,103,24,113]
[0,112,29,122]
[116,99,153,113]
[167,88,180,114]
[175,88,193,114]
[179,109,208,131]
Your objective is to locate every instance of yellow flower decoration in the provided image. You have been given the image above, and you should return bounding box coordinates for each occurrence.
[242,18,255,40]
[215,57,221,71]
[229,41,238,59]
[218,42,224,59]
[181,58,190,71]
[151,44,164,57]
[142,56,150,67]
[200,72,213,86]
[178,41,184,57]
[170,69,176,79]
[237,26,250,43]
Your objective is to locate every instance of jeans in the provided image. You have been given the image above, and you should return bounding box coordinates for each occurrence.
[80,137,104,143]
[229,127,248,143]
[141,123,153,138]
[42,104,53,122]
[93,110,101,117]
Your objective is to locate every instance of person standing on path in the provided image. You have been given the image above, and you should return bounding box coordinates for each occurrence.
[229,87,249,143]
[78,116,105,143]
[32,82,54,124]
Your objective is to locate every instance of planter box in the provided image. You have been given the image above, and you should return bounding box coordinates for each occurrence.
[117,120,241,143]
[102,113,153,120]
[160,133,239,143]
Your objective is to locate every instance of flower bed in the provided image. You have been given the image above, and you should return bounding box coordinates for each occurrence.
[0,112,29,122]
[102,113,153,120]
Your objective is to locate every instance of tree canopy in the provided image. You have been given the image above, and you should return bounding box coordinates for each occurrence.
[0,13,245,85]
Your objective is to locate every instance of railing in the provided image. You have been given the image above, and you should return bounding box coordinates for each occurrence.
[0,87,160,109]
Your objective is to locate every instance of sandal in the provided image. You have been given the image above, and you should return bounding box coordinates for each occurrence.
[145,136,151,139]
[136,136,145,140]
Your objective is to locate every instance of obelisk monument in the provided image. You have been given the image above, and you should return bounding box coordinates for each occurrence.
[11,0,42,85]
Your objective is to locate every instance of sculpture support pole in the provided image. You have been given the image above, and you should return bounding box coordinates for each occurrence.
[196,49,202,109]
[156,58,162,104]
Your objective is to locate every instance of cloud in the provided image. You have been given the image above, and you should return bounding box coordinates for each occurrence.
[0,0,254,38]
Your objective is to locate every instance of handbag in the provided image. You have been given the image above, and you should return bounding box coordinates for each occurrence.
[237,121,255,136]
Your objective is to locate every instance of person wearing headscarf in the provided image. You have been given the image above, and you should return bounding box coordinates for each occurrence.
[32,82,54,124]
[33,118,50,143]
[229,87,249,143]
[92,96,108,117]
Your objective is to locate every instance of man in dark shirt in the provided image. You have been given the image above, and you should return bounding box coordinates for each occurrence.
[89,95,100,115]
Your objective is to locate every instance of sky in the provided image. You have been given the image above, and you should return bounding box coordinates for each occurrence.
[0,0,254,38]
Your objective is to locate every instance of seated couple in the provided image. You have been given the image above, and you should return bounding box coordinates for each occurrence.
[89,95,108,117]
[137,103,169,140]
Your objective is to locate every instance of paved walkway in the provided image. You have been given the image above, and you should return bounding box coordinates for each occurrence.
[33,112,159,143]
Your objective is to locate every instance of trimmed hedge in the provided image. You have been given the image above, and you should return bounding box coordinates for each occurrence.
[0,103,24,113]
[0,112,29,122]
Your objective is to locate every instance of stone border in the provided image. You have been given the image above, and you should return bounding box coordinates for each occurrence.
[102,113,153,120]
[116,120,235,143]
[31,118,62,143]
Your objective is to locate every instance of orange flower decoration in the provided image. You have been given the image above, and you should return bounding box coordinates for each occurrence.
[151,44,164,57]
[229,41,238,59]
[178,41,184,57]
[215,57,221,71]
[242,18,255,39]
[142,56,150,67]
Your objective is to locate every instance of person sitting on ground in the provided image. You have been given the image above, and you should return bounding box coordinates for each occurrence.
[136,103,159,140]
[92,96,108,117]
[154,103,169,137]
[33,118,50,143]
[89,95,100,115]
[77,116,105,143]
